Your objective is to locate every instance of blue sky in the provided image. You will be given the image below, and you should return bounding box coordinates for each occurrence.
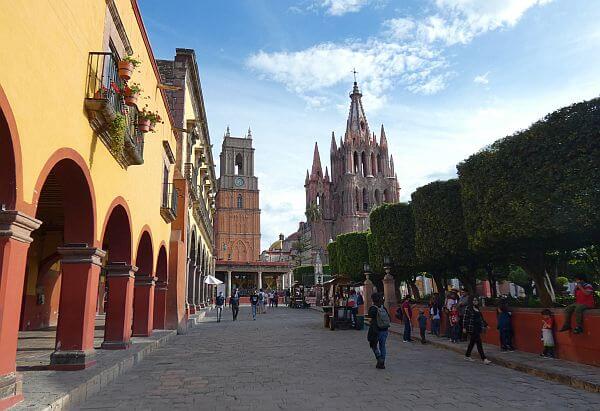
[140,0,600,250]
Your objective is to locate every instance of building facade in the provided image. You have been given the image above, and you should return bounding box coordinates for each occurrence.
[157,49,217,316]
[304,81,400,259]
[0,1,214,407]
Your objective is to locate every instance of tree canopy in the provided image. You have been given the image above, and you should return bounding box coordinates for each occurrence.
[335,231,369,282]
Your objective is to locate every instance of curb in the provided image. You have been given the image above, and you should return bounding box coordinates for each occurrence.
[386,325,600,394]
[34,330,177,410]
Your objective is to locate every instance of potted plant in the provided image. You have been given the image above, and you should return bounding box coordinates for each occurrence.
[137,109,152,133]
[123,83,142,106]
[118,55,141,80]
[146,110,162,132]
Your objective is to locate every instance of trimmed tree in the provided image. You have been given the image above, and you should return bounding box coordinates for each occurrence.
[336,231,369,282]
[412,179,475,295]
[458,98,600,306]
[327,241,339,274]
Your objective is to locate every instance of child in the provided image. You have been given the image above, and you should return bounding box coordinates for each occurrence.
[449,305,460,343]
[417,310,427,344]
[497,303,514,351]
[541,309,555,358]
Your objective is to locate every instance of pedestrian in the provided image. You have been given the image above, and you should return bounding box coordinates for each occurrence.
[443,289,458,337]
[215,291,225,322]
[559,275,596,334]
[497,300,514,351]
[449,304,460,343]
[429,294,441,337]
[367,293,390,369]
[230,288,240,321]
[457,290,470,341]
[417,310,427,344]
[285,289,291,306]
[348,290,358,328]
[463,296,492,364]
[250,291,259,320]
[257,288,265,313]
[401,295,412,343]
[541,309,555,358]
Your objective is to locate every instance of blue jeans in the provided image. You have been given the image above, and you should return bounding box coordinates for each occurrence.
[450,324,460,341]
[403,318,412,341]
[431,318,440,336]
[251,304,257,319]
[371,330,388,360]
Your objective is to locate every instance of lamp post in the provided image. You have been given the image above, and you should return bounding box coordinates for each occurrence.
[382,256,396,311]
[363,262,373,313]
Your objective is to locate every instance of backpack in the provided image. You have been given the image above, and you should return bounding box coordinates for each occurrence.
[376,306,391,329]
[216,296,225,306]
[258,292,264,301]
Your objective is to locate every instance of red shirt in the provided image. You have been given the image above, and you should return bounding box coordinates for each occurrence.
[542,317,553,329]
[401,301,412,319]
[575,283,595,308]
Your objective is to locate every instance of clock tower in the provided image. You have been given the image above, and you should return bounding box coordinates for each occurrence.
[215,127,261,262]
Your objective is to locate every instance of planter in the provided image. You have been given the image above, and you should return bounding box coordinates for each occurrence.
[149,122,155,132]
[124,91,139,107]
[138,118,151,133]
[118,61,134,80]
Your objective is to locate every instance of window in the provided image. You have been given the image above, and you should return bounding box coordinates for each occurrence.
[353,152,359,174]
[377,154,382,176]
[361,152,367,177]
[235,153,243,175]
[362,188,368,211]
[237,194,243,209]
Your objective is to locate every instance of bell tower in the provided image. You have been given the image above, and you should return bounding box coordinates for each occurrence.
[215,127,261,262]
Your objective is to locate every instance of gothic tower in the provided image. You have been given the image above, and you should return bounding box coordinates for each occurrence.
[215,127,261,262]
[305,81,400,258]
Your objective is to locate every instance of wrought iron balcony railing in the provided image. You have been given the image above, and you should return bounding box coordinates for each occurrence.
[160,183,178,223]
[184,163,199,200]
[84,52,144,167]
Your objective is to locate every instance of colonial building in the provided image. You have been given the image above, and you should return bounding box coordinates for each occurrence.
[0,2,214,407]
[157,49,217,317]
[214,129,289,295]
[305,81,400,259]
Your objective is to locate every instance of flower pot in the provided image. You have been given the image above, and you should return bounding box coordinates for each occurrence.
[118,61,134,80]
[124,92,138,107]
[149,122,155,132]
[138,118,151,133]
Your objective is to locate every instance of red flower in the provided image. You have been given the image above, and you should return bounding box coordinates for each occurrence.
[110,82,121,94]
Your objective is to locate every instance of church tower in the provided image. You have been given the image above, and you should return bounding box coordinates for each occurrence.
[215,127,261,262]
[304,81,400,258]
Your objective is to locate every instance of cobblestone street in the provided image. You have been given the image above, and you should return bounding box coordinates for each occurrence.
[75,307,600,410]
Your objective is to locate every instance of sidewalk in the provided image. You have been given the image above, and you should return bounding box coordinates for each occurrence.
[387,322,600,393]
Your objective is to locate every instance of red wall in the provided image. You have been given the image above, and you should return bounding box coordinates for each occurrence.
[391,304,600,367]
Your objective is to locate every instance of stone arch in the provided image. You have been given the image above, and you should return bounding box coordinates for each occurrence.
[362,188,368,211]
[132,230,154,337]
[371,152,377,175]
[361,152,367,177]
[377,154,382,176]
[0,93,18,209]
[383,188,390,203]
[232,240,247,262]
[353,151,359,174]
[187,231,197,307]
[153,245,168,329]
[235,153,243,175]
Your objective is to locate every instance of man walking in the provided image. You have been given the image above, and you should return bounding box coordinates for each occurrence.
[367,293,390,369]
[215,291,225,322]
[401,295,412,342]
[250,290,259,320]
[230,288,240,321]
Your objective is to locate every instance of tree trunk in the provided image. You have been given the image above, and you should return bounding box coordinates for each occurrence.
[408,277,420,300]
[485,264,497,299]
[432,271,445,300]
[520,252,554,308]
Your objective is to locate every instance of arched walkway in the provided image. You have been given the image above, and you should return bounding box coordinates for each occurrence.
[186,232,197,313]
[132,230,154,337]
[153,245,168,329]
[100,201,136,349]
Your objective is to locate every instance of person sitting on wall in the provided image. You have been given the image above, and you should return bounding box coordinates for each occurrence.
[559,275,596,334]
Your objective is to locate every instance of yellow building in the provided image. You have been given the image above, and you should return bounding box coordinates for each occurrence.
[0,1,212,407]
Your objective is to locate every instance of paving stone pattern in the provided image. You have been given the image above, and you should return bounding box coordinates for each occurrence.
[76,308,600,410]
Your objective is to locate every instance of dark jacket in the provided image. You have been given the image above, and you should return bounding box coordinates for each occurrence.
[250,295,259,305]
[497,311,512,331]
[367,305,388,343]
[463,306,487,335]
[417,314,427,329]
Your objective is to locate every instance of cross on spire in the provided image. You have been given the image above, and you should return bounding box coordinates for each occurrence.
[352,68,358,83]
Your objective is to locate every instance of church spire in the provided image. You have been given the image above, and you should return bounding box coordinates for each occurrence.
[225,126,230,137]
[390,154,395,176]
[247,126,252,139]
[305,169,309,185]
[345,81,370,143]
[324,166,330,182]
[330,131,337,152]
[310,142,323,178]
[380,124,388,149]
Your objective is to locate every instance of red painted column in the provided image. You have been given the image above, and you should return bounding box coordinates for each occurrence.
[0,211,41,408]
[153,281,167,329]
[132,276,156,337]
[50,245,106,370]
[101,263,137,349]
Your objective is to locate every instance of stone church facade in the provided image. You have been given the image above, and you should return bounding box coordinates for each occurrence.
[305,81,400,260]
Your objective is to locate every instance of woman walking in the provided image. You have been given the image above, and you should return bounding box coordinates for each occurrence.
[463,296,492,364]
[367,293,390,369]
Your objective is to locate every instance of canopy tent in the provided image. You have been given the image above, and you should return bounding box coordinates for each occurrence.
[204,275,223,285]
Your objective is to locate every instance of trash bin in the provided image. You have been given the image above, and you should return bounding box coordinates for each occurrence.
[355,315,365,330]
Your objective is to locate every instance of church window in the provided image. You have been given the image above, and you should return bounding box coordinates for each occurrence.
[360,121,365,131]
[353,152,359,174]
[371,153,377,175]
[375,189,381,205]
[316,194,321,206]
[237,194,243,209]
[361,152,367,177]
[355,188,360,211]
[235,153,243,175]
[384,189,390,203]
[362,188,368,211]
[377,154,382,176]
[341,191,345,215]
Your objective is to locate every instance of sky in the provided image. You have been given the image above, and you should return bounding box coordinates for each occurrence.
[140,0,600,251]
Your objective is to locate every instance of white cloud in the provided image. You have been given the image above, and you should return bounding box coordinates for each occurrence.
[473,71,490,85]
[318,0,370,16]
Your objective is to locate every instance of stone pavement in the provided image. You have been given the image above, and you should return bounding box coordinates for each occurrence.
[75,307,600,411]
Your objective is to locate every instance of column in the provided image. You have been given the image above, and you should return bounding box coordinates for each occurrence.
[153,280,167,329]
[382,269,396,312]
[227,271,232,297]
[50,245,106,370]
[101,263,137,349]
[363,273,374,316]
[194,267,202,308]
[0,210,41,408]
[187,260,196,315]
[132,276,156,337]
[257,271,262,290]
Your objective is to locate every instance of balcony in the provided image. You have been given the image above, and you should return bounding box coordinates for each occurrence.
[84,52,144,167]
[192,193,214,244]
[184,162,199,201]
[160,183,178,223]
